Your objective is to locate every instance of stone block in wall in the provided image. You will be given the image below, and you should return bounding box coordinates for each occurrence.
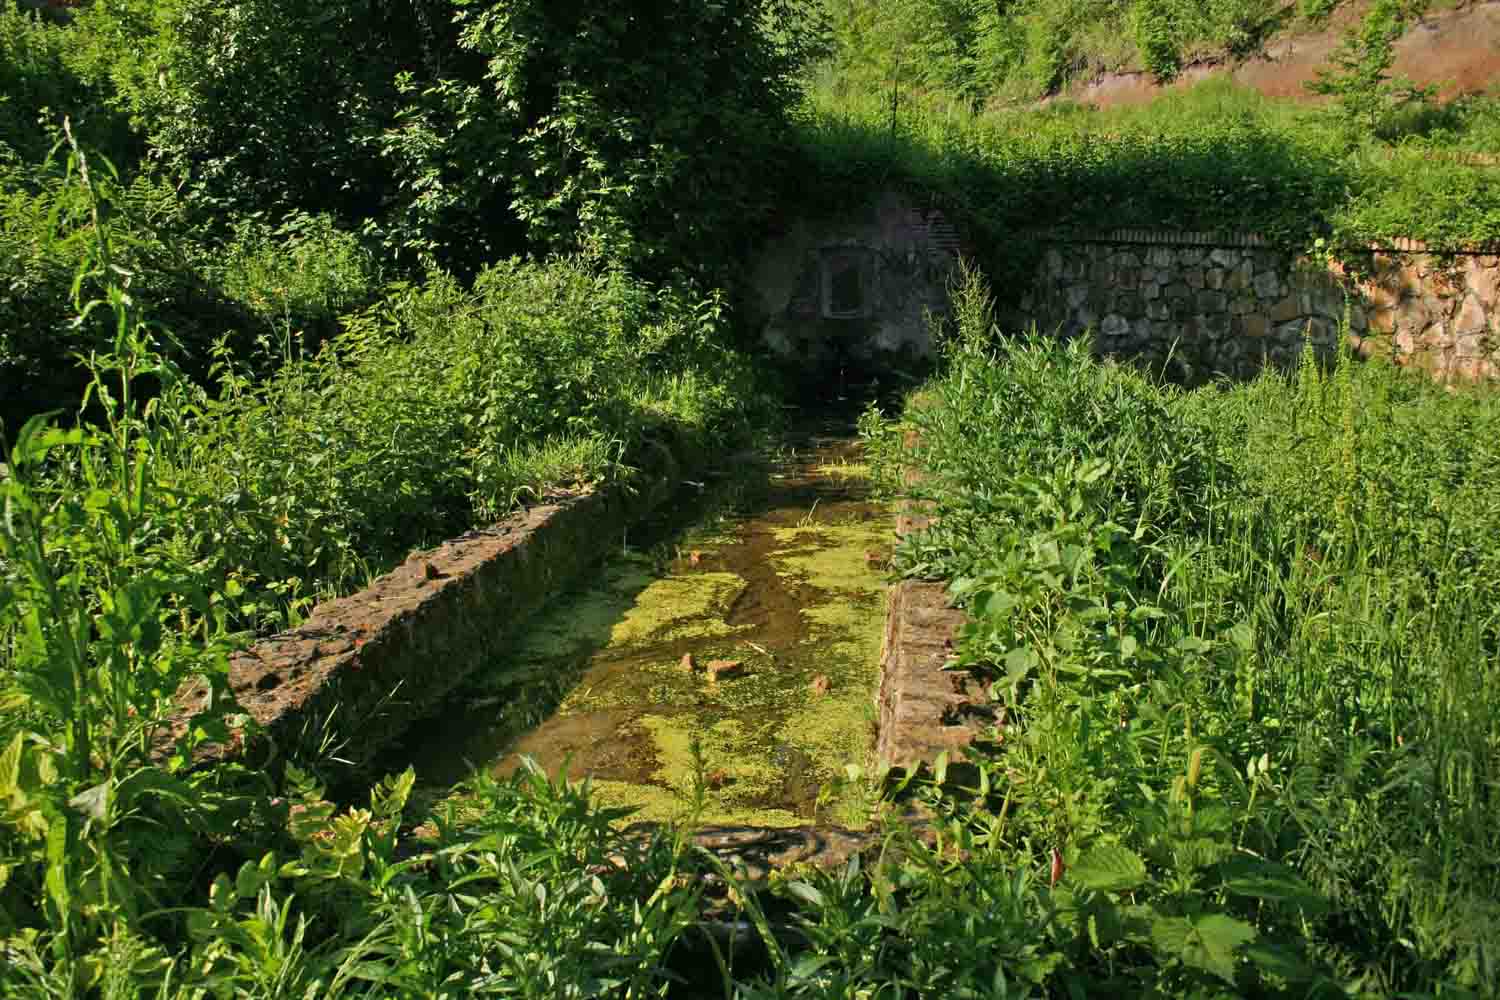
[1306,317,1334,346]
[1202,312,1230,340]
[1454,294,1487,338]
[1238,314,1270,339]
[1395,295,1434,332]
[1469,262,1499,309]
[1253,251,1282,272]
[1196,290,1227,314]
[1253,271,1281,300]
[1349,303,1368,332]
[1101,313,1131,337]
[1026,232,1498,385]
[1269,295,1299,324]
[1275,320,1307,344]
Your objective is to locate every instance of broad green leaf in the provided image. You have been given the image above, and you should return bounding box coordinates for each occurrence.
[1070,844,1148,893]
[1220,859,1329,916]
[1151,912,1257,984]
[1003,647,1038,686]
[1242,941,1321,983]
[371,767,416,820]
[0,732,21,797]
[932,750,950,785]
[783,880,824,907]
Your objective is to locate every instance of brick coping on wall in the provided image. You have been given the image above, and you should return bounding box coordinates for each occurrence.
[873,431,993,782]
[1031,228,1500,256]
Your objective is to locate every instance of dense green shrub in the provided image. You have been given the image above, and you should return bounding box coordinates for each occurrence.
[1305,0,1437,138]
[0,152,781,994]
[0,156,381,434]
[859,273,1500,993]
[0,2,128,163]
[789,75,1500,305]
[378,0,817,277]
[813,0,1296,103]
[68,0,455,222]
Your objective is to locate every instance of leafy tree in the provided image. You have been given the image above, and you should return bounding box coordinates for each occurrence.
[1305,0,1436,139]
[71,0,459,222]
[379,0,818,277]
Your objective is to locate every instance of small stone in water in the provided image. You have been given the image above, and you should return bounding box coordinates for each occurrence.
[680,653,697,672]
[706,659,744,681]
[811,674,832,696]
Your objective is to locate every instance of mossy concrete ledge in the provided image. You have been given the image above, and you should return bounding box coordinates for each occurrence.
[171,452,683,767]
[874,443,989,778]
[874,580,980,775]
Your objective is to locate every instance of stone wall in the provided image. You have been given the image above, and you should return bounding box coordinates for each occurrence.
[1015,231,1500,383]
[749,191,962,367]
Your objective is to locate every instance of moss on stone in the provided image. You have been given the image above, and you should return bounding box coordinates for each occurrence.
[814,461,873,480]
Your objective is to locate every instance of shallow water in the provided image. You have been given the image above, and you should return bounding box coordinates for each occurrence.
[393,419,892,828]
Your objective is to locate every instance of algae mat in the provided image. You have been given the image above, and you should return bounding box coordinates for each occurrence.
[400,433,891,829]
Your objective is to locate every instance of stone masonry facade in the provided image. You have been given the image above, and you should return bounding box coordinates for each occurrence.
[1015,231,1500,383]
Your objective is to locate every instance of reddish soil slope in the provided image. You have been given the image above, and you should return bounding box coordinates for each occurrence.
[1054,0,1500,107]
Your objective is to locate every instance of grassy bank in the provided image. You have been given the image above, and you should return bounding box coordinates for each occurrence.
[789,75,1500,297]
[853,269,1500,993]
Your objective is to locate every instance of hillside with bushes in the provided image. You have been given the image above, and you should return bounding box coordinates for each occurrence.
[816,0,1500,108]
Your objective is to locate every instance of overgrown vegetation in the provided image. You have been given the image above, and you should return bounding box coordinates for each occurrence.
[790,71,1500,300]
[814,0,1338,104]
[1,0,812,431]
[856,269,1500,993]
[5,0,1500,994]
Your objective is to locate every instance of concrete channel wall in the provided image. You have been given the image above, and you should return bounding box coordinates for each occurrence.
[169,444,685,767]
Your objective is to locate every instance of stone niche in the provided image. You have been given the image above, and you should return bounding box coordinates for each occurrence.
[749,191,961,366]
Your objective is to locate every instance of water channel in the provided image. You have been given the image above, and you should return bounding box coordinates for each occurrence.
[391,416,893,829]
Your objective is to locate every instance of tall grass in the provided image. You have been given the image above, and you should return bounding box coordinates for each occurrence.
[858,269,1500,992]
[0,139,768,997]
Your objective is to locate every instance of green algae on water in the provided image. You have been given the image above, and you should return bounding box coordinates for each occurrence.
[408,428,893,831]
